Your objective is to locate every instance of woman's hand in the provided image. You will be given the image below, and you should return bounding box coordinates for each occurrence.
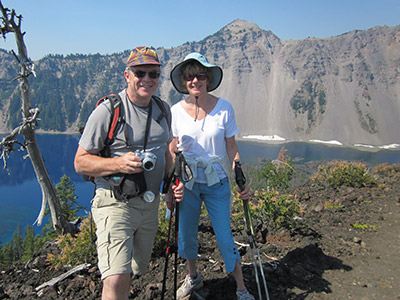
[237,184,250,201]
[166,180,184,211]
[172,180,184,202]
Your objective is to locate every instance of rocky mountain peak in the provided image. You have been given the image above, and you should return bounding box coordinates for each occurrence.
[0,21,399,147]
[223,18,262,33]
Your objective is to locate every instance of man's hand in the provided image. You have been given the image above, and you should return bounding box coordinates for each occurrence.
[117,152,143,174]
[75,147,145,177]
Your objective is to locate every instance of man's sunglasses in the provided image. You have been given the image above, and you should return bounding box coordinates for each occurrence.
[184,73,208,81]
[132,69,161,79]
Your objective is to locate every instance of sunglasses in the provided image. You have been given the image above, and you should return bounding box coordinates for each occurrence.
[184,73,208,81]
[132,69,161,79]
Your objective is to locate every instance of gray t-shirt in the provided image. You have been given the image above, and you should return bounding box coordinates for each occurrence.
[79,89,172,196]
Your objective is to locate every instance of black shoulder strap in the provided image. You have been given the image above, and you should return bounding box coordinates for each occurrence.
[142,99,152,151]
[152,95,170,129]
[99,95,167,156]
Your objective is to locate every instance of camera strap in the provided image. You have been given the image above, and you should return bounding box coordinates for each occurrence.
[143,98,153,152]
[123,97,153,151]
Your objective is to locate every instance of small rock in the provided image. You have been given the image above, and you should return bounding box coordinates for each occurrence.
[313,203,324,212]
[88,266,97,273]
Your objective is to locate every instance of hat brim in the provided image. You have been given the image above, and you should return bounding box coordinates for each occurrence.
[170,59,223,94]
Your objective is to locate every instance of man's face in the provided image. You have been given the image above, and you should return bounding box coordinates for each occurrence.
[125,65,160,102]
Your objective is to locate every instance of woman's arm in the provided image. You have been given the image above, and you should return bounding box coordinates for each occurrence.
[225,136,250,200]
[165,137,184,210]
[225,135,240,170]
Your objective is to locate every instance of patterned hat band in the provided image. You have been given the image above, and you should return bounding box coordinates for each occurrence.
[126,46,162,67]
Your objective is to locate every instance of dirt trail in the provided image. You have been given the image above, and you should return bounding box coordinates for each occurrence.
[313,197,400,300]
[1,162,399,299]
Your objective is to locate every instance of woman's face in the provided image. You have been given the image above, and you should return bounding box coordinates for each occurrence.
[185,73,208,97]
[182,63,209,97]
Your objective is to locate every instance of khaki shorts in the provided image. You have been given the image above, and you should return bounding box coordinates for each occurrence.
[91,189,159,280]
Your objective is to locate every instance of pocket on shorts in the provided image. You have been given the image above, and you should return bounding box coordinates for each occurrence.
[92,189,118,209]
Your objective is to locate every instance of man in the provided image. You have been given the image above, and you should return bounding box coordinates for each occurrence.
[74,46,183,300]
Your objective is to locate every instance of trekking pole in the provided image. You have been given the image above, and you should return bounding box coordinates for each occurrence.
[174,178,180,300]
[161,151,193,300]
[234,160,270,300]
[161,200,175,300]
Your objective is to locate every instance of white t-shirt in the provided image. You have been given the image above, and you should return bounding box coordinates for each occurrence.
[171,98,238,183]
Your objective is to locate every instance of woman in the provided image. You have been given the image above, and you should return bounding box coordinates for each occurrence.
[169,53,255,300]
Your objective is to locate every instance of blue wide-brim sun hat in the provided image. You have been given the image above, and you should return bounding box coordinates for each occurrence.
[170,52,223,94]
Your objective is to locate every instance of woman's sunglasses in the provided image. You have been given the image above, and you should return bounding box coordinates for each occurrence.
[132,69,161,79]
[184,73,208,81]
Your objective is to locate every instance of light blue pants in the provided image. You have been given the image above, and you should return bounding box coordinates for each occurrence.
[178,178,241,273]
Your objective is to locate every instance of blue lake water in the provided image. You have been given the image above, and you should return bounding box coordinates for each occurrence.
[1,134,399,244]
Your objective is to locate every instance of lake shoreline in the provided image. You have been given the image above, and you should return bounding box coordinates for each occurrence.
[1,134,399,243]
[236,137,400,154]
[3,131,399,153]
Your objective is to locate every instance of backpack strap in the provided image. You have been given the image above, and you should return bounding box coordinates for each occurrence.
[96,94,168,157]
[152,95,171,129]
[81,93,124,183]
[98,94,124,157]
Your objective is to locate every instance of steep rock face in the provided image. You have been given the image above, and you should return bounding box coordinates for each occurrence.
[158,20,400,146]
[1,19,399,146]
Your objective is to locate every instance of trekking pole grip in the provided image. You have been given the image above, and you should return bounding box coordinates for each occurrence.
[235,160,256,235]
[234,159,246,192]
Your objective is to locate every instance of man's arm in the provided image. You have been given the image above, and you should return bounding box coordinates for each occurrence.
[74,146,143,177]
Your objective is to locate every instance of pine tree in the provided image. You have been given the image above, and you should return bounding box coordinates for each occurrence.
[22,225,35,261]
[0,242,3,265]
[1,242,13,265]
[12,224,23,262]
[43,175,85,237]
[56,175,85,222]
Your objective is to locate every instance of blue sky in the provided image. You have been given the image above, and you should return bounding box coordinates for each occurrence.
[1,0,399,60]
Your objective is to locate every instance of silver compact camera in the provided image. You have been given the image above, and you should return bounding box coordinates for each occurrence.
[135,150,157,171]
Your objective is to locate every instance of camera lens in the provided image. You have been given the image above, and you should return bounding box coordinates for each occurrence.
[141,152,157,171]
[143,160,154,171]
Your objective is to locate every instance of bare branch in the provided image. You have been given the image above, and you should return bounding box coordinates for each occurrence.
[34,194,47,226]
[0,3,17,36]
[0,2,24,32]
[0,0,79,235]
[272,159,295,172]
[35,263,91,294]
[0,108,40,169]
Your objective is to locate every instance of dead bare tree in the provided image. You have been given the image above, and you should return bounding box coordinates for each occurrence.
[0,1,79,235]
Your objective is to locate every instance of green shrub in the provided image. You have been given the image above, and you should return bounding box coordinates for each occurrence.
[153,201,170,257]
[231,193,247,231]
[373,163,400,176]
[47,216,95,269]
[250,189,299,230]
[352,222,376,231]
[258,147,295,192]
[312,161,375,188]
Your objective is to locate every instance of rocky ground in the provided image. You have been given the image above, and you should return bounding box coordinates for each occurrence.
[1,162,399,300]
